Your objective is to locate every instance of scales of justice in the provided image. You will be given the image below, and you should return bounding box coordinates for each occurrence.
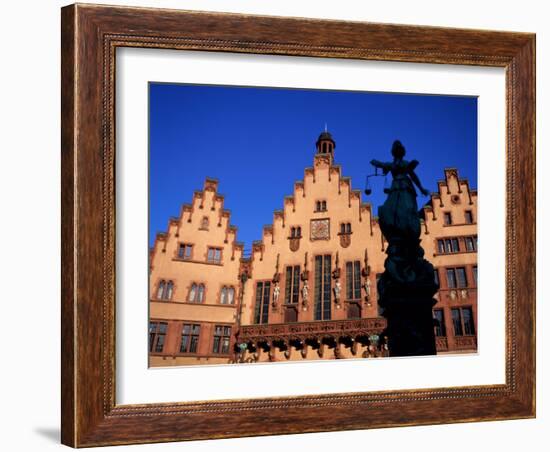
[363,140,438,357]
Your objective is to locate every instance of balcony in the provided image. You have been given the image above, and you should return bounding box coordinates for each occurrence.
[454,335,477,350]
[239,317,387,343]
[436,336,448,351]
[236,318,388,362]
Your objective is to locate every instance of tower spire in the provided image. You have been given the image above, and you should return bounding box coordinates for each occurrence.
[316,128,336,159]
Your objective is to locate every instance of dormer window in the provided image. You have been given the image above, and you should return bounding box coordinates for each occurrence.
[315,200,327,212]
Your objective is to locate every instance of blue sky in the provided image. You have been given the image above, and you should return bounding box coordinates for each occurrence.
[149,83,477,250]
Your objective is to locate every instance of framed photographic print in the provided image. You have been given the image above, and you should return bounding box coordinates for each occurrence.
[61,3,535,447]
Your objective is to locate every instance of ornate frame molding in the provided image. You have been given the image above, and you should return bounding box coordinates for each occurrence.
[61,4,535,447]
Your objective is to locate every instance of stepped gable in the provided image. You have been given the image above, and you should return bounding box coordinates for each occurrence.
[249,130,375,262]
[150,177,243,264]
[421,167,477,232]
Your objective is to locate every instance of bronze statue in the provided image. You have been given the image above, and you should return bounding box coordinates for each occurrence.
[369,140,438,357]
[370,140,429,244]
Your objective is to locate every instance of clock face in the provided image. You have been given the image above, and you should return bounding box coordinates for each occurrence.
[310,219,330,240]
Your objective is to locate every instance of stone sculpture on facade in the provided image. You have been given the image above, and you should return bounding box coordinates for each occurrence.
[301,280,309,311]
[272,283,280,308]
[333,280,342,306]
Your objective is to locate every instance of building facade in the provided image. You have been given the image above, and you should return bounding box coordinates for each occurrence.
[149,178,243,367]
[149,132,477,367]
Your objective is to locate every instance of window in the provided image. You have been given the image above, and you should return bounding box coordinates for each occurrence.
[180,324,200,353]
[177,243,193,259]
[149,321,167,353]
[254,281,271,324]
[212,325,231,354]
[472,266,478,286]
[188,283,205,303]
[465,210,474,224]
[207,247,222,264]
[464,236,477,252]
[340,222,352,234]
[290,226,302,238]
[446,267,467,288]
[451,307,475,336]
[284,265,300,304]
[314,255,332,320]
[433,268,440,286]
[156,279,174,300]
[315,200,327,212]
[443,212,452,225]
[345,261,361,300]
[433,309,446,337]
[220,286,235,304]
[156,280,165,299]
[437,238,460,254]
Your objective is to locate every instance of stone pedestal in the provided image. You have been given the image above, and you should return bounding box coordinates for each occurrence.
[378,247,438,357]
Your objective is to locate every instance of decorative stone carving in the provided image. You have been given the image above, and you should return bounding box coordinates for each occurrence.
[363,278,372,306]
[339,233,351,248]
[301,280,309,310]
[310,219,330,241]
[289,238,300,252]
[333,280,341,306]
[272,283,280,308]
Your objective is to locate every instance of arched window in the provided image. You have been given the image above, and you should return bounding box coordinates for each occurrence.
[346,223,352,234]
[188,283,197,302]
[220,286,235,305]
[156,280,174,300]
[165,281,173,300]
[197,284,205,303]
[340,223,346,234]
[296,226,301,237]
[156,280,166,299]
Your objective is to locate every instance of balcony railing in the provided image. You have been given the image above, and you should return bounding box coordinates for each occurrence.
[435,336,448,351]
[239,317,387,343]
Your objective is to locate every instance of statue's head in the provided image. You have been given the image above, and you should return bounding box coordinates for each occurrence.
[391,140,406,159]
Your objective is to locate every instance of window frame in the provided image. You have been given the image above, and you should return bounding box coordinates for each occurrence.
[446,267,468,289]
[451,306,476,336]
[212,325,232,355]
[345,260,362,301]
[149,321,168,354]
[433,309,446,337]
[220,285,236,305]
[177,242,193,260]
[254,280,271,324]
[179,323,201,354]
[284,265,301,305]
[206,246,223,264]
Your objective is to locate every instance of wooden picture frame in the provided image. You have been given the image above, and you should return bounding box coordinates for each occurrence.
[61,3,535,447]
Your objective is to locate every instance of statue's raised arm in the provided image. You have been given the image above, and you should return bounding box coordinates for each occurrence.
[370,159,391,175]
